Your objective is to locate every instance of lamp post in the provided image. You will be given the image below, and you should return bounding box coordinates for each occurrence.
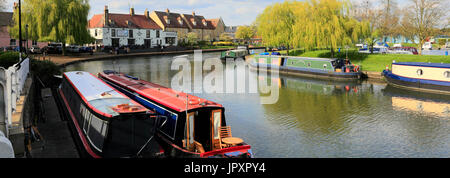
[25,24,28,53]
[18,0,22,58]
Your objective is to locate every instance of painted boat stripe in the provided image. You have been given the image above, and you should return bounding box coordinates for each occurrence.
[59,89,101,158]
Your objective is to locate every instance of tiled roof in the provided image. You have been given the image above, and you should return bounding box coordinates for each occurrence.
[153,11,190,29]
[182,14,215,30]
[207,18,220,28]
[89,13,161,30]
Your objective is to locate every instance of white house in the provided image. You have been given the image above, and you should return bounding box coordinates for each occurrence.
[88,6,177,48]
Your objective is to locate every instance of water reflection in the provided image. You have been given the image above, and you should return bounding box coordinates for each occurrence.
[64,51,450,157]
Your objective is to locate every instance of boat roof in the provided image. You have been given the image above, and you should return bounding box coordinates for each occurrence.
[257,55,338,62]
[393,62,450,69]
[64,71,149,117]
[98,72,223,113]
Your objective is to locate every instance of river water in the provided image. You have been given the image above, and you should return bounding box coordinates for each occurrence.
[64,51,450,158]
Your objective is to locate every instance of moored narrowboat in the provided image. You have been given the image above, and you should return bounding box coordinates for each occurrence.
[220,46,249,60]
[249,55,362,80]
[98,70,253,158]
[383,62,450,94]
[58,71,158,158]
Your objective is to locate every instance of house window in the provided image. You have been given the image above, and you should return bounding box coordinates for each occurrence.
[10,39,16,46]
[146,30,150,38]
[156,30,160,38]
[192,19,197,26]
[111,29,116,37]
[129,30,133,38]
[95,29,98,36]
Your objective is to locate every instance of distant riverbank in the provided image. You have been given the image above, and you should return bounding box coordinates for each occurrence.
[35,47,265,67]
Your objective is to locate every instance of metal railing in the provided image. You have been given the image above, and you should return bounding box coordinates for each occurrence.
[0,58,30,137]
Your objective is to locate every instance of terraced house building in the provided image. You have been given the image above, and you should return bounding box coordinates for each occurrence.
[150,9,225,43]
[88,6,178,48]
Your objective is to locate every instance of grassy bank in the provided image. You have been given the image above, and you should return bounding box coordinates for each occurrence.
[278,49,450,72]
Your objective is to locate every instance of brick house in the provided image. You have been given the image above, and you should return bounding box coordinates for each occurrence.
[150,9,223,43]
[0,12,47,50]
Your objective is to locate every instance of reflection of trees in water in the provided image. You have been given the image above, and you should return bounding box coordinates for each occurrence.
[261,76,378,135]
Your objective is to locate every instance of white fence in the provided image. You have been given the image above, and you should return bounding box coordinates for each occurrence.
[0,58,30,137]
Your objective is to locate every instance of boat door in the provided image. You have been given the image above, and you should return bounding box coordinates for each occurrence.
[211,109,222,150]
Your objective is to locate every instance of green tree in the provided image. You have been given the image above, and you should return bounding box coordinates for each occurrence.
[235,25,256,44]
[255,0,295,55]
[402,0,446,55]
[291,0,361,57]
[186,32,198,46]
[219,33,232,41]
[10,0,93,55]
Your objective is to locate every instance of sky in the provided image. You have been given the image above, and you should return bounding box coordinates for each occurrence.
[2,0,418,26]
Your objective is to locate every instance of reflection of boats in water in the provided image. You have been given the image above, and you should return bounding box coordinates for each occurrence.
[391,97,449,117]
[276,75,362,95]
[382,85,450,117]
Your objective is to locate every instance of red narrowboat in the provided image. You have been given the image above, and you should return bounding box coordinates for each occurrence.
[98,70,253,158]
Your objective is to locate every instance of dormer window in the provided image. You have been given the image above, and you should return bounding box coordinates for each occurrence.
[191,18,196,26]
[164,16,170,24]
[178,17,183,25]
[202,20,207,26]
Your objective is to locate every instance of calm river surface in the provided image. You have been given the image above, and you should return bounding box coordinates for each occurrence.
[64,51,450,158]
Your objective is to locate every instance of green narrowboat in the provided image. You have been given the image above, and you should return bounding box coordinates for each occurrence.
[249,54,362,81]
[220,46,249,60]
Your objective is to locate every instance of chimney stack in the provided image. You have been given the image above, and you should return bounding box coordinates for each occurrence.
[144,8,149,19]
[192,11,195,16]
[165,8,170,14]
[104,6,109,27]
[130,7,135,16]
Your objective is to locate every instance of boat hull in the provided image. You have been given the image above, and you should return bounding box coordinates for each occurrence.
[249,62,361,81]
[383,70,450,95]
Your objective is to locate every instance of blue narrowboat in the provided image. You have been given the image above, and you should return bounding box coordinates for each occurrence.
[383,62,450,94]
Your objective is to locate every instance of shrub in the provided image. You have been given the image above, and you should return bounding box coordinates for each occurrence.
[30,59,61,87]
[0,52,20,68]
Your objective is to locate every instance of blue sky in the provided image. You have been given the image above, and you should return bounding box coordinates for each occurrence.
[4,0,413,26]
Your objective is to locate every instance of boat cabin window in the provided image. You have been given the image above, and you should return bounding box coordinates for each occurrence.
[184,112,195,149]
[323,64,327,69]
[444,71,450,78]
[417,69,423,76]
[213,110,221,140]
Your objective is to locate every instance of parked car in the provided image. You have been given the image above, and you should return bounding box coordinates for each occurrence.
[393,43,402,48]
[422,42,432,50]
[29,46,41,54]
[79,46,93,53]
[66,46,80,53]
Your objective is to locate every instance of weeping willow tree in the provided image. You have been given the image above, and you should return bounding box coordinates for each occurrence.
[255,1,296,55]
[256,0,364,57]
[291,0,361,57]
[10,0,93,55]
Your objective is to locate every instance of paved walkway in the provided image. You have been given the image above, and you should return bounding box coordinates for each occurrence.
[29,88,79,158]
